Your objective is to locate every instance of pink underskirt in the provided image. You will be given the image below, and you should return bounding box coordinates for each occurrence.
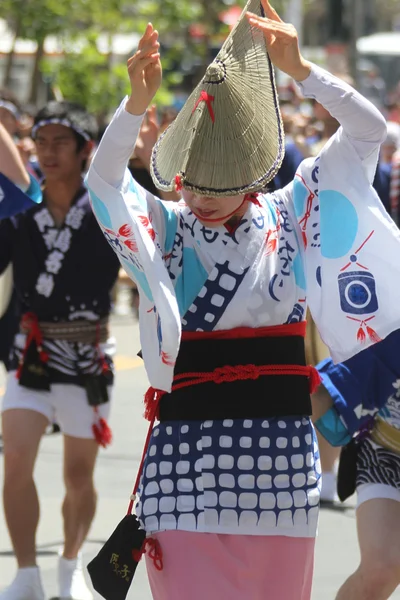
[146,531,315,600]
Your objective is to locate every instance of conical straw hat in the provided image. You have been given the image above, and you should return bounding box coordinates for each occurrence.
[151,0,285,197]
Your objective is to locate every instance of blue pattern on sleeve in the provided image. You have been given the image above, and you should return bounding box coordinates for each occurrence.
[88,190,113,229]
[174,247,208,316]
[292,177,308,218]
[319,190,359,259]
[26,174,42,204]
[0,173,41,218]
[160,203,178,254]
[292,253,306,291]
[121,257,154,302]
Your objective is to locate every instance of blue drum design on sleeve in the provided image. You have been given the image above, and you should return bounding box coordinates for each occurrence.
[338,271,378,316]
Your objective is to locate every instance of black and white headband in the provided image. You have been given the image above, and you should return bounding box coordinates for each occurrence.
[31,117,92,141]
[0,100,20,120]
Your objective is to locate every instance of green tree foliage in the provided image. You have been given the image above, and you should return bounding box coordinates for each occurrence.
[2,0,365,113]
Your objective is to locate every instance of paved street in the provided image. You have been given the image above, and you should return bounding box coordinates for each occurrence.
[0,314,399,599]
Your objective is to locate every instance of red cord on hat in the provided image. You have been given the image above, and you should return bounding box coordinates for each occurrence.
[193,91,215,123]
[175,174,183,191]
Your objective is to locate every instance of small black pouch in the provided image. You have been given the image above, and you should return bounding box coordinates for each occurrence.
[18,339,50,391]
[337,438,359,502]
[88,392,163,598]
[87,514,146,600]
[82,373,111,407]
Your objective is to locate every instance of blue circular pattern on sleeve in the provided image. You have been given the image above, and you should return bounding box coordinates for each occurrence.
[89,191,113,229]
[121,258,154,302]
[319,190,358,259]
[293,178,308,218]
[292,253,306,290]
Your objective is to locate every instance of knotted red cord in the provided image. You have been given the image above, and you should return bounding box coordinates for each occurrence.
[192,91,215,123]
[132,538,163,571]
[144,363,321,423]
[17,312,49,379]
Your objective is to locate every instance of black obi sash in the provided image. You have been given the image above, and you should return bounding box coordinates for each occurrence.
[158,328,313,422]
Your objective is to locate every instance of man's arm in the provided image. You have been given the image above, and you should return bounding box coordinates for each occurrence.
[0,122,30,189]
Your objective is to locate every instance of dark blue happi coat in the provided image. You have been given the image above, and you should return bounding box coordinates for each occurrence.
[318,329,400,436]
[0,173,120,380]
[0,185,120,323]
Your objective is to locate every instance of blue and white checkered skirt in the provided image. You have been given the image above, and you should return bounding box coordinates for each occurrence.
[136,416,321,538]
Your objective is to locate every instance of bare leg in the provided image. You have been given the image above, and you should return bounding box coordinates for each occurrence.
[2,409,48,567]
[311,384,340,500]
[317,431,340,473]
[336,499,400,600]
[62,435,98,559]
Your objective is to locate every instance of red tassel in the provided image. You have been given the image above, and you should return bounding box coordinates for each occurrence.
[357,326,366,343]
[366,325,382,344]
[132,548,143,563]
[302,231,307,248]
[132,538,163,570]
[39,350,49,363]
[144,387,164,421]
[175,174,183,192]
[92,418,112,448]
[309,367,322,394]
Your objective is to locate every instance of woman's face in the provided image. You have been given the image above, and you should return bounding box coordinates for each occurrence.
[181,190,247,228]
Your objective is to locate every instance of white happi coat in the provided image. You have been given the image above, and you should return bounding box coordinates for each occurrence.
[86,65,400,538]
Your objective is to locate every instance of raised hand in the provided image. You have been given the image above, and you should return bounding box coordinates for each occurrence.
[134,105,160,169]
[246,0,311,81]
[126,23,162,116]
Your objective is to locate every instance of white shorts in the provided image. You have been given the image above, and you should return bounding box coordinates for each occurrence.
[357,483,400,508]
[1,371,112,439]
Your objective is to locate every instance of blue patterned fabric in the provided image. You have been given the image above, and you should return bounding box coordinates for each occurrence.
[0,173,41,218]
[136,417,321,537]
[316,329,400,440]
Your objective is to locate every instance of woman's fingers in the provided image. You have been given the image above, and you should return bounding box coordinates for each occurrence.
[260,0,283,22]
[127,32,159,69]
[138,32,159,57]
[247,14,296,39]
[128,53,160,79]
[138,23,154,49]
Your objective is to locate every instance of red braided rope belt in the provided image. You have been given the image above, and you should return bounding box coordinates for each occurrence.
[144,362,320,422]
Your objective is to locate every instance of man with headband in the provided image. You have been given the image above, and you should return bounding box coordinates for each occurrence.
[0,91,21,139]
[0,101,120,600]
